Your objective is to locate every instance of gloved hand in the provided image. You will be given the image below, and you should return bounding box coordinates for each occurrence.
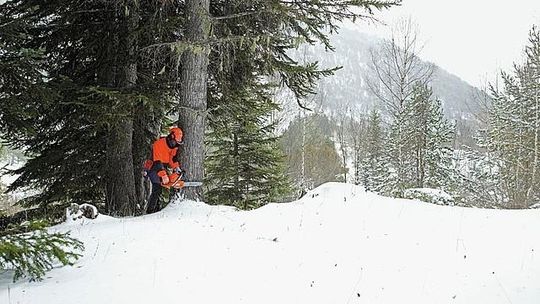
[162,176,184,190]
[157,170,169,185]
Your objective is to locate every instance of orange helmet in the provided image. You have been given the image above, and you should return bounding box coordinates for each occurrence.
[170,127,183,143]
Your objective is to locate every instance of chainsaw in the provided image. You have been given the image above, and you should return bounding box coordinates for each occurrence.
[163,171,202,189]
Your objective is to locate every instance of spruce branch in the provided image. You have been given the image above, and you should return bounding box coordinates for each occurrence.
[0,221,84,282]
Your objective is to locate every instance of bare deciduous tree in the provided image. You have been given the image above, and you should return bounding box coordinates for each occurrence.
[367,17,435,118]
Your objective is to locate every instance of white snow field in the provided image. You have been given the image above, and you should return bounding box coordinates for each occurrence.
[1,183,539,304]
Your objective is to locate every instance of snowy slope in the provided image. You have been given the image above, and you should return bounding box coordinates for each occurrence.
[1,183,539,304]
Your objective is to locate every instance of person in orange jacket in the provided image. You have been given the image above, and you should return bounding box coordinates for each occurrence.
[145,126,185,214]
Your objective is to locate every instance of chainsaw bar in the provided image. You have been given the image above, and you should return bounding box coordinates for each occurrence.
[182,181,203,187]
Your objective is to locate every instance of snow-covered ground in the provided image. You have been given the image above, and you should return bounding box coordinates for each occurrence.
[1,183,539,304]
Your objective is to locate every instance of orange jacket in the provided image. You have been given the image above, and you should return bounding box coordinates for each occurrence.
[152,137,180,177]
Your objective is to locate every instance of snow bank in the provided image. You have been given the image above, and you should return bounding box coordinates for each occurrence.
[1,182,539,304]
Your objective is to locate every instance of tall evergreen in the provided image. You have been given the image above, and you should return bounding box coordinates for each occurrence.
[206,81,290,209]
[484,26,540,208]
[407,84,455,189]
[361,110,389,193]
[205,36,291,209]
[386,83,454,196]
[177,0,211,201]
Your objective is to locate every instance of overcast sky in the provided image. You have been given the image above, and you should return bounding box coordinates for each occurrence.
[353,0,540,88]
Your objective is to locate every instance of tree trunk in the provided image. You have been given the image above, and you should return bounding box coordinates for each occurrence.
[526,76,539,207]
[233,132,240,198]
[106,119,137,216]
[132,102,161,214]
[105,0,139,216]
[178,0,210,201]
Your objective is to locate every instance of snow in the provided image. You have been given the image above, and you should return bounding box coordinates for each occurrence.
[1,182,539,303]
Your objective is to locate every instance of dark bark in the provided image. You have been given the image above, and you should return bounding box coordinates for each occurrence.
[132,106,147,214]
[106,119,137,216]
[178,0,210,201]
[105,1,139,216]
[132,104,151,214]
[132,102,162,213]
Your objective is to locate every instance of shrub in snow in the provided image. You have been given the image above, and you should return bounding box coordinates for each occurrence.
[403,188,455,206]
[0,220,83,282]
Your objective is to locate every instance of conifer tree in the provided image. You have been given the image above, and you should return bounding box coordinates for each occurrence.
[206,82,290,209]
[206,46,290,209]
[484,26,540,208]
[407,84,454,189]
[386,83,454,196]
[0,220,83,282]
[361,110,389,193]
[454,147,504,208]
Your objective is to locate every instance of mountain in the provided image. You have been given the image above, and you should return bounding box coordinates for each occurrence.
[2,183,538,303]
[284,28,485,121]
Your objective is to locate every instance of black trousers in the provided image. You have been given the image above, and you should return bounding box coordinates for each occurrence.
[147,182,163,214]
